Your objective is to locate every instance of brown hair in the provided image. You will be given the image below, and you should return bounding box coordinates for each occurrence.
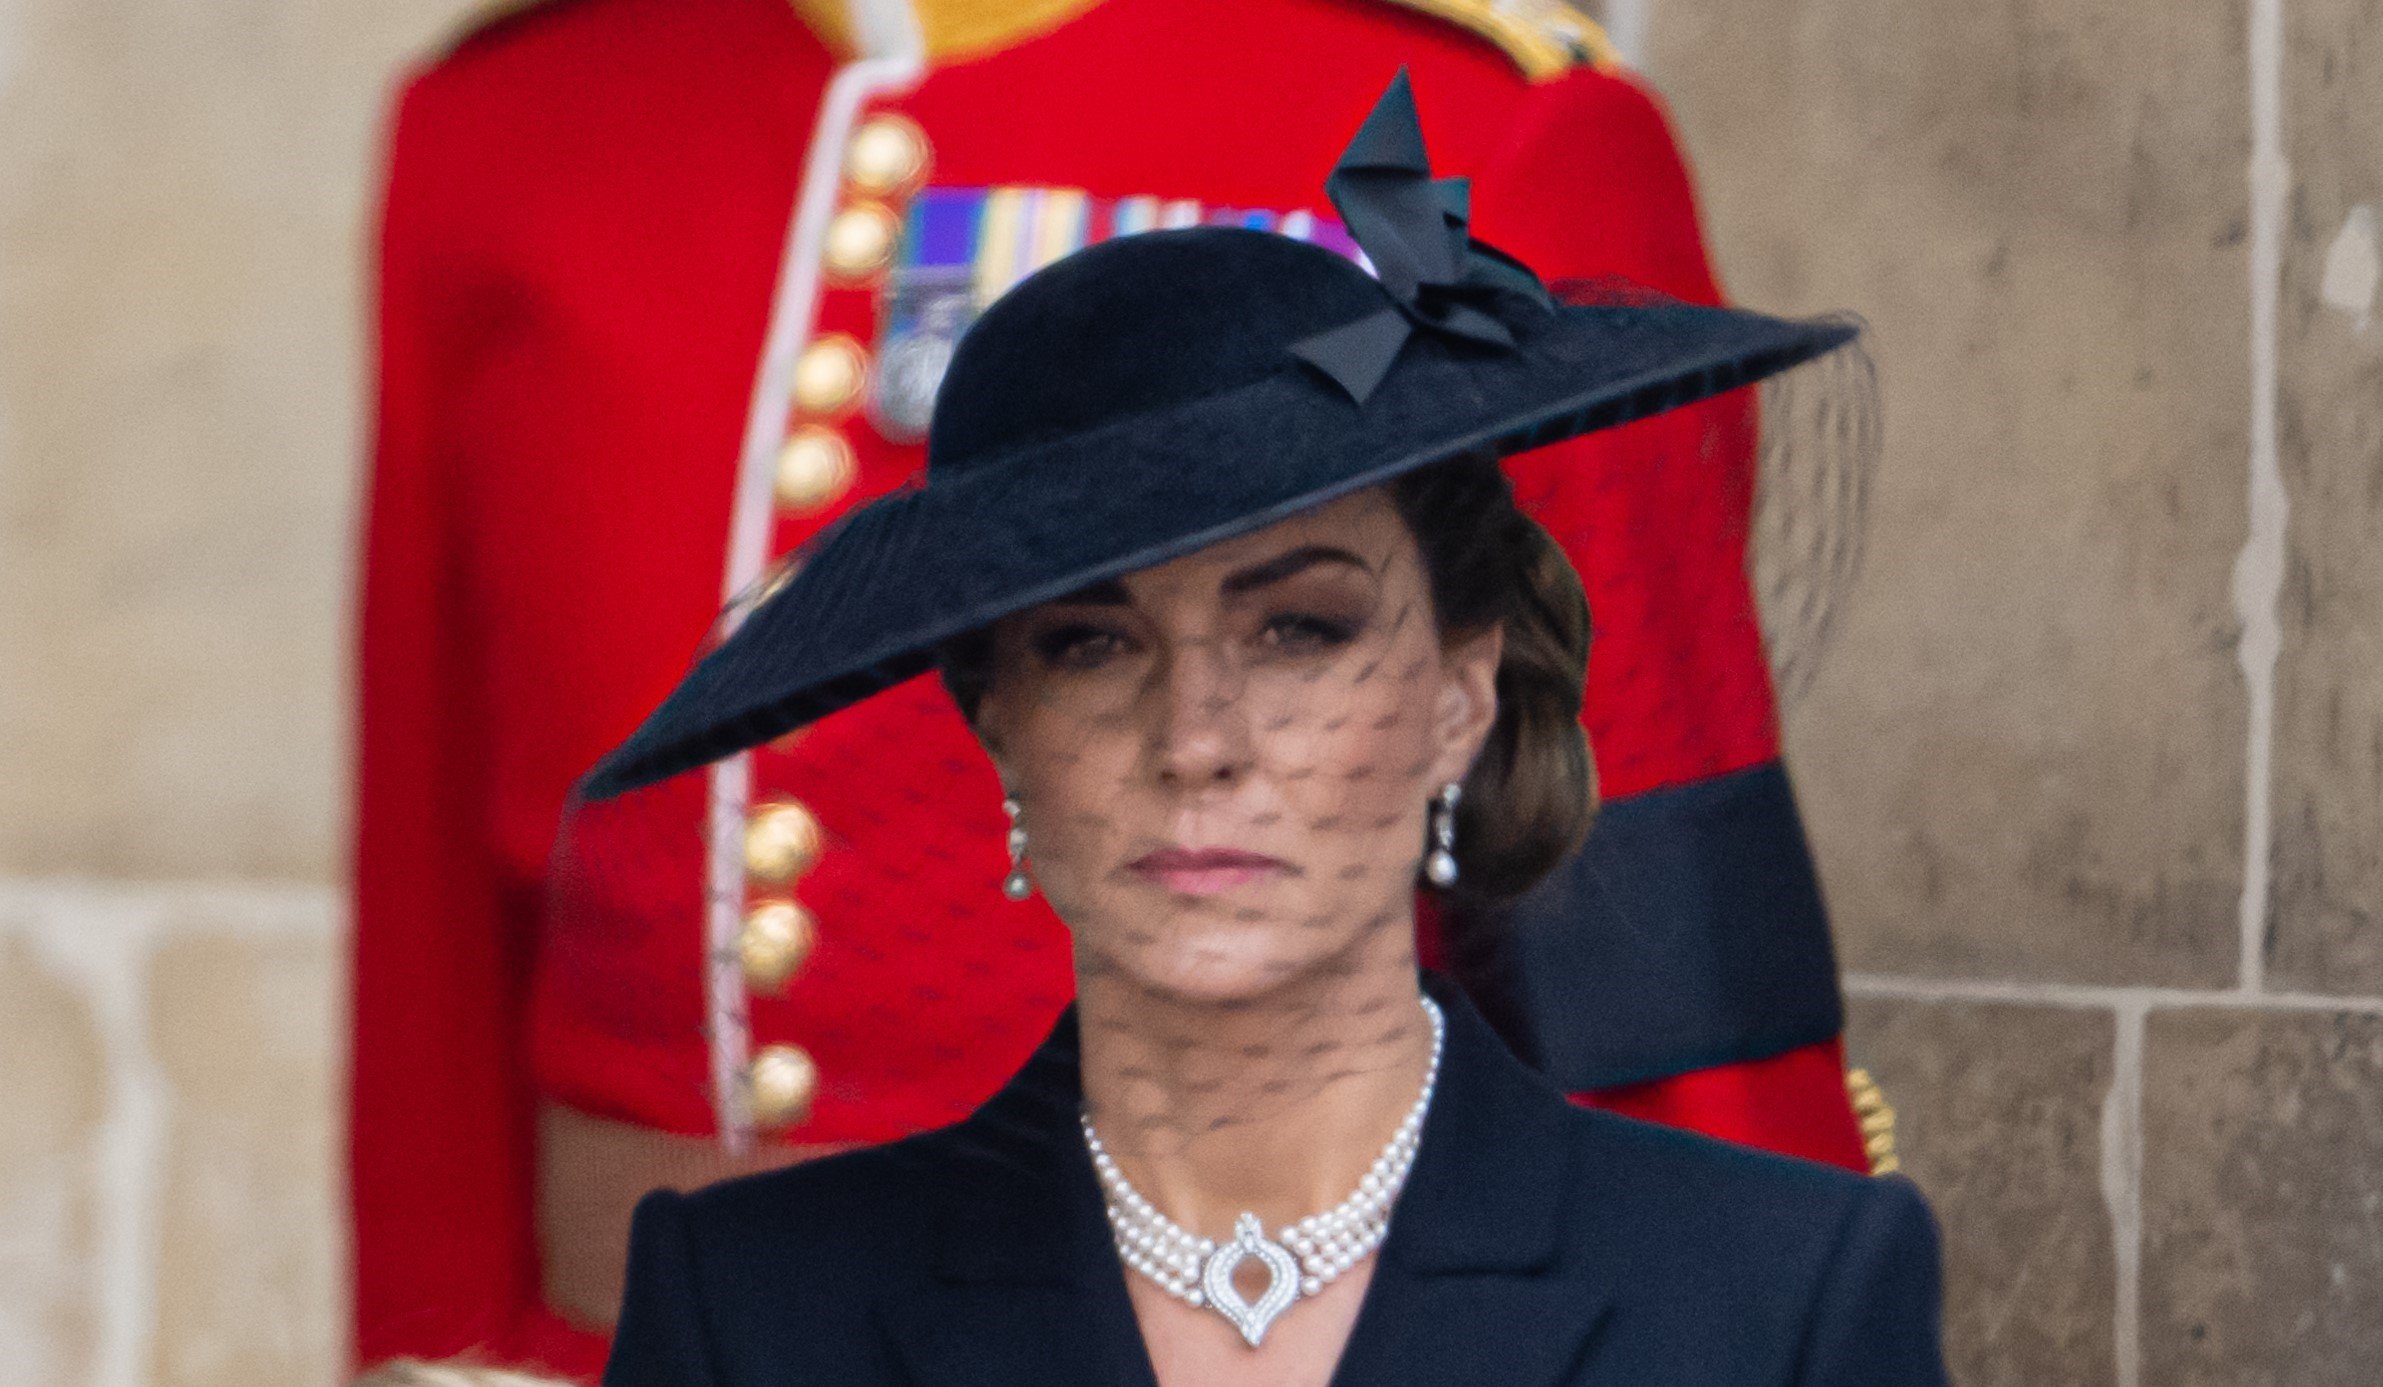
[1385,452,1597,906]
[936,452,1597,905]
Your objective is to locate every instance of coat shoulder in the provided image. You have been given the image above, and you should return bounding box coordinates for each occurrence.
[1550,1107,1945,1381]
[1561,1102,1929,1283]
[673,1123,962,1277]
[613,1136,960,1385]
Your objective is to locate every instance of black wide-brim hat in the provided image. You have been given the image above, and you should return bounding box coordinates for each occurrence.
[581,73,1856,801]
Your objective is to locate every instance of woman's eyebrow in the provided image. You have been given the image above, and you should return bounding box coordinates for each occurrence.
[1044,545,1377,607]
[1221,545,1377,595]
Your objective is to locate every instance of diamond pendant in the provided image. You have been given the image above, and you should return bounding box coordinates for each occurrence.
[1198,1213,1303,1347]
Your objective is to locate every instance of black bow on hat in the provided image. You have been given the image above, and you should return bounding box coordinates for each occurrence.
[1291,69,1553,403]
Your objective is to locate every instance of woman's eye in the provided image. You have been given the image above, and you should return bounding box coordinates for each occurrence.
[1032,624,1129,668]
[1260,613,1359,652]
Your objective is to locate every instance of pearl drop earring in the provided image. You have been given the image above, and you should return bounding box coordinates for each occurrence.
[1001,793,1034,901]
[1424,781,1462,887]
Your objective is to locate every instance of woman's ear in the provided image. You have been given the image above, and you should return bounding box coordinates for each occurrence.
[1432,621,1503,786]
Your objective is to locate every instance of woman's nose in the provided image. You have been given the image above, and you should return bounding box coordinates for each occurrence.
[1147,640,1255,787]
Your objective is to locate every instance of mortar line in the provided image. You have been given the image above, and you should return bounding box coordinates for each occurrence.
[21,899,166,1387]
[2101,1001,2147,1387]
[0,876,336,931]
[2236,0,2290,995]
[1845,971,2383,1015]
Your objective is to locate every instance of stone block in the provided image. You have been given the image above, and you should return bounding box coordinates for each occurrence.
[1648,0,2250,985]
[0,0,485,881]
[147,929,344,1387]
[1844,995,2118,1386]
[2141,1008,2383,1385]
[2269,0,2383,993]
[0,930,107,1387]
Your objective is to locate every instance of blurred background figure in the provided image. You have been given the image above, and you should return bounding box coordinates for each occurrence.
[6,0,2375,1385]
[353,0,1870,1377]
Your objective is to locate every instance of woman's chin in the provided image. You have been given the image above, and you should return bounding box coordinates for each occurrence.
[1076,902,1391,1008]
[1116,958,1308,1009]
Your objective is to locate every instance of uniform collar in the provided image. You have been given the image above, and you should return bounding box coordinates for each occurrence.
[787,0,1107,63]
[888,974,1613,1386]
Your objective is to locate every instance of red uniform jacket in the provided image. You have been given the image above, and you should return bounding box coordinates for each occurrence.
[354,0,1865,1374]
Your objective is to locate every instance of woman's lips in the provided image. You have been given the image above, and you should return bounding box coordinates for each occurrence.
[1126,847,1288,896]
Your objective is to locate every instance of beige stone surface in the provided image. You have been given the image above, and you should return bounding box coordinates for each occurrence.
[0,0,481,880]
[2141,1009,2383,1385]
[2269,0,2383,994]
[147,927,345,1387]
[0,931,108,1387]
[1648,1,2250,985]
[1843,996,2118,1386]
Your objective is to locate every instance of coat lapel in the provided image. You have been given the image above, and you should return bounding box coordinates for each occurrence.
[882,1011,1162,1387]
[1327,980,1615,1386]
[884,983,1613,1387]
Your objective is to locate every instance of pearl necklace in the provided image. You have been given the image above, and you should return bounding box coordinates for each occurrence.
[1080,995,1444,1348]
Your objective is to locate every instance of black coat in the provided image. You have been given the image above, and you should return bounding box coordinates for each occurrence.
[607,982,1949,1386]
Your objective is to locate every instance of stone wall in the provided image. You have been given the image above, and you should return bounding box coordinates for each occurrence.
[0,1,479,1384]
[1624,0,2383,1381]
[1,1,2375,1384]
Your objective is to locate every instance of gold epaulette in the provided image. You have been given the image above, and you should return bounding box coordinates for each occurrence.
[753,0,1113,63]
[1369,0,1621,81]
[1845,1067,1902,1177]
[435,0,565,60]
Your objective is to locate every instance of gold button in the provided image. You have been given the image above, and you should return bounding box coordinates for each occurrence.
[747,1044,818,1130]
[844,113,930,199]
[793,333,869,417]
[738,899,817,994]
[823,200,900,284]
[774,426,857,514]
[744,800,824,884]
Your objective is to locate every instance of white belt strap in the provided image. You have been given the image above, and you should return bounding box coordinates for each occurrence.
[704,0,926,1153]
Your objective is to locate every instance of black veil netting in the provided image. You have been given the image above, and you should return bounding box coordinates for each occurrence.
[536,283,1877,1161]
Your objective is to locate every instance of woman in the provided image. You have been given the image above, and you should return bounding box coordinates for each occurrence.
[588,76,1945,1386]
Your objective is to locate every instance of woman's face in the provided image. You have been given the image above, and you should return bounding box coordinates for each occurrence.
[974,487,1501,1005]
